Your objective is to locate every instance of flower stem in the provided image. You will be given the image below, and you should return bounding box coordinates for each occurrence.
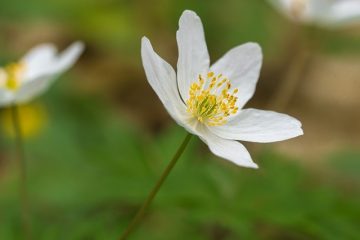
[10,104,32,240]
[119,133,192,240]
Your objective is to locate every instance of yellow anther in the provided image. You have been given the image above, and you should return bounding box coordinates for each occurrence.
[186,71,239,126]
[207,72,214,78]
[2,62,26,91]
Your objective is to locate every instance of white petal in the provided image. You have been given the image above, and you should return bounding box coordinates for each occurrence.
[0,89,15,107]
[11,42,84,104]
[141,37,188,127]
[268,0,360,26]
[176,10,210,101]
[210,43,262,109]
[267,0,328,23]
[21,43,57,81]
[22,42,84,82]
[210,108,303,143]
[14,76,51,104]
[49,41,84,74]
[327,0,360,25]
[200,128,258,168]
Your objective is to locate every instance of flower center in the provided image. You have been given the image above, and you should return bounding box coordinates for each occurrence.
[0,62,26,91]
[186,72,239,126]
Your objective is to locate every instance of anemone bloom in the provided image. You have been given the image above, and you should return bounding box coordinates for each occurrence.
[0,42,84,107]
[141,10,303,168]
[268,0,360,27]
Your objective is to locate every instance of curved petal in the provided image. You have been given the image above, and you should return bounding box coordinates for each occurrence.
[209,108,303,143]
[22,42,84,82]
[141,37,188,127]
[210,43,262,109]
[176,10,210,101]
[21,43,57,81]
[199,127,258,168]
[49,41,84,75]
[14,76,52,104]
[327,0,360,25]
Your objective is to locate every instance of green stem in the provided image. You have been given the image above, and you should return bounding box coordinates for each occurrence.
[10,104,32,240]
[119,133,192,240]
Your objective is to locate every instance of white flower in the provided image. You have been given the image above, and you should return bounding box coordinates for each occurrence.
[268,0,360,27]
[141,10,303,169]
[0,42,84,106]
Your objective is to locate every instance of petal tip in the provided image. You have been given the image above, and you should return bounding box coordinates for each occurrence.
[233,160,259,169]
[247,42,263,57]
[181,9,198,17]
[73,41,85,48]
[247,162,259,169]
[141,37,153,54]
[247,42,261,49]
[141,36,149,43]
[290,123,304,139]
[298,127,304,136]
[68,41,85,57]
[291,118,304,136]
[179,10,201,25]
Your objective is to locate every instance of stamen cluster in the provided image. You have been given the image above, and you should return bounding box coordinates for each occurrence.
[186,72,239,126]
[0,62,25,91]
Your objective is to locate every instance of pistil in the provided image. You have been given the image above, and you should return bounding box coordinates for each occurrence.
[186,71,239,126]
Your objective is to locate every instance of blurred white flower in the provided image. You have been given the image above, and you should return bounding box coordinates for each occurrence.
[0,42,84,106]
[268,0,360,27]
[141,10,303,168]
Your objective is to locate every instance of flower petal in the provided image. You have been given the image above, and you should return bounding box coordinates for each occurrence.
[176,10,210,101]
[49,41,84,75]
[200,127,258,168]
[327,0,360,25]
[209,108,303,143]
[210,43,262,109]
[21,43,57,81]
[267,0,325,22]
[0,89,14,107]
[22,42,84,82]
[15,42,83,104]
[141,37,188,126]
[13,76,51,104]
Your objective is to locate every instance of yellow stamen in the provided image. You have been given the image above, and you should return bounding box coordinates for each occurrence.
[186,72,239,126]
[1,62,26,91]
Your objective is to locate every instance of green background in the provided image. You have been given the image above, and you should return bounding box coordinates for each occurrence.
[1,0,360,239]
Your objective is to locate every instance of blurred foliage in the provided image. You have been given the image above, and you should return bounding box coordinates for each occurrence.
[1,0,360,57]
[0,84,359,239]
[1,0,360,239]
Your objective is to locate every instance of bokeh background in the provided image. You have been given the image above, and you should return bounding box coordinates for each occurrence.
[1,0,360,239]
